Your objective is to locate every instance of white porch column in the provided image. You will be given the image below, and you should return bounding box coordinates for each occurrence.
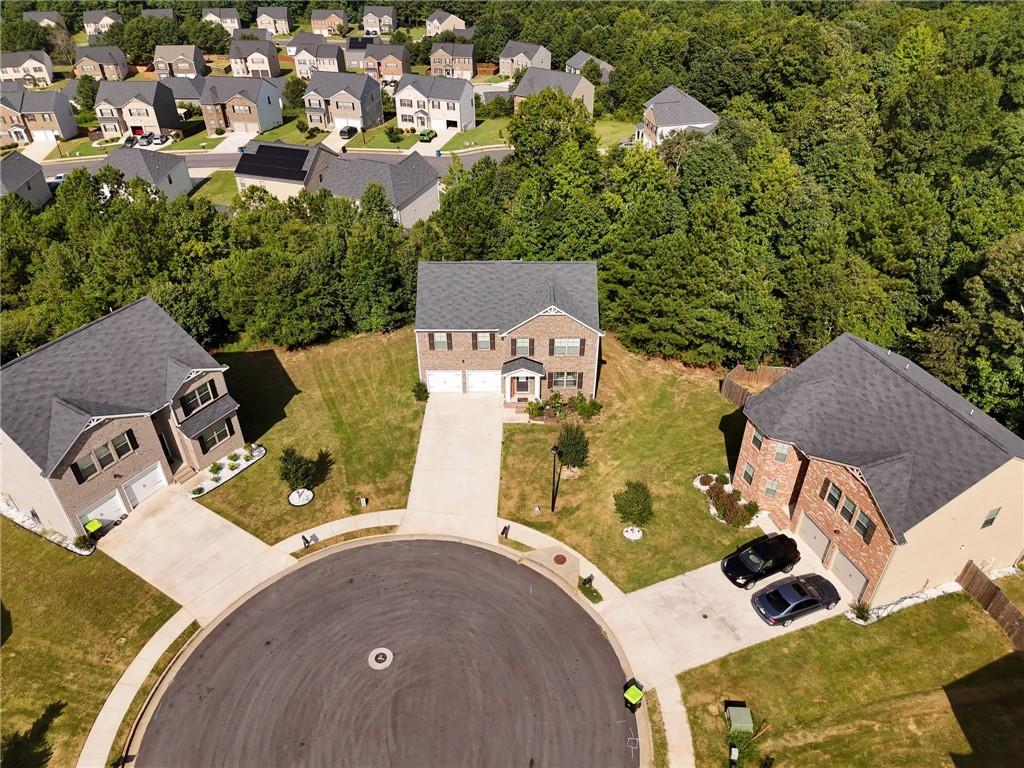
[534,375,541,400]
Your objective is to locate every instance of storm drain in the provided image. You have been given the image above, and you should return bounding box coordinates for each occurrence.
[368,647,394,670]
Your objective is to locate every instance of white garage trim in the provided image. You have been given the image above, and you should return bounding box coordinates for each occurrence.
[466,370,500,393]
[123,462,168,508]
[79,490,128,527]
[426,370,462,393]
[797,512,831,562]
[830,548,868,600]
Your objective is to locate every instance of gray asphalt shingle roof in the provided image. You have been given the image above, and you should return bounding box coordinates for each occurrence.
[304,71,374,100]
[364,6,396,18]
[0,51,49,68]
[96,80,166,107]
[395,73,470,101]
[229,39,278,59]
[141,8,175,19]
[199,76,272,104]
[363,43,407,61]
[23,11,65,26]
[0,298,222,475]
[513,67,586,99]
[500,41,546,60]
[153,45,202,62]
[644,86,719,131]
[75,45,127,66]
[0,152,44,194]
[178,394,240,438]
[102,147,186,186]
[287,32,322,47]
[258,6,288,19]
[83,10,121,24]
[311,9,347,21]
[565,51,607,70]
[163,75,205,102]
[431,42,473,58]
[427,10,455,24]
[415,261,602,334]
[0,83,70,114]
[501,357,544,376]
[744,333,1024,541]
[320,152,438,208]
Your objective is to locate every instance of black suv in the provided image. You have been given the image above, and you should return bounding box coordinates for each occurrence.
[721,533,800,590]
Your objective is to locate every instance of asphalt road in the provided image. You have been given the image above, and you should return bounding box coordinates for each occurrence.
[135,540,639,768]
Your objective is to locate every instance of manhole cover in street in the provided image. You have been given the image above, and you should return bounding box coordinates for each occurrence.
[368,647,393,670]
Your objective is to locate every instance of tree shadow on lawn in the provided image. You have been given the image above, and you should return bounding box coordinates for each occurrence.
[718,407,746,474]
[217,350,300,443]
[946,651,1024,767]
[1,701,66,768]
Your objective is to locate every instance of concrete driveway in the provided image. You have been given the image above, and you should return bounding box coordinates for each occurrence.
[407,126,458,156]
[97,486,295,625]
[400,393,504,542]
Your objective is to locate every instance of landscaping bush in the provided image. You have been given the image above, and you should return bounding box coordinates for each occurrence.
[243,451,252,462]
[699,473,714,485]
[227,462,239,471]
[228,452,239,462]
[556,423,589,469]
[279,447,315,491]
[296,117,308,134]
[614,480,654,527]
[214,127,225,136]
[716,472,729,485]
[723,499,755,527]
[191,487,204,496]
[209,462,222,474]
[411,381,429,402]
[525,400,544,419]
[576,397,603,421]
[852,601,872,621]
[74,535,93,550]
[385,125,403,143]
[705,481,757,527]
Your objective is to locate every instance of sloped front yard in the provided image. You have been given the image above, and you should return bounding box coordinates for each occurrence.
[499,335,752,592]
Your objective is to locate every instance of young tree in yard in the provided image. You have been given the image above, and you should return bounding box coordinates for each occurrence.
[556,423,589,469]
[75,75,99,111]
[284,77,308,111]
[614,481,654,527]
[384,124,403,144]
[279,447,315,491]
[580,58,603,86]
[343,185,408,332]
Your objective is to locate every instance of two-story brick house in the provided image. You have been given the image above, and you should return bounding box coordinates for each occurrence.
[0,298,245,540]
[361,43,409,83]
[153,45,206,79]
[395,73,473,131]
[414,261,603,400]
[311,9,348,36]
[95,81,181,138]
[636,85,719,148]
[732,333,1024,606]
[74,45,130,81]
[303,71,382,130]
[229,40,281,78]
[0,83,77,144]
[200,77,282,135]
[430,42,474,79]
[0,51,55,87]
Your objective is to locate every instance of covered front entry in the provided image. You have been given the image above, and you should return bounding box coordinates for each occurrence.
[501,357,544,403]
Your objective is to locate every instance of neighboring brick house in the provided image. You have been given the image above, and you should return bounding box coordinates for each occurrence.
[303,71,382,130]
[361,43,409,83]
[732,333,1024,606]
[83,9,122,38]
[100,147,192,199]
[425,9,466,37]
[565,51,613,84]
[0,297,245,540]
[414,261,603,400]
[153,45,206,79]
[498,41,550,77]
[0,83,77,144]
[203,8,242,34]
[636,85,719,148]
[430,42,474,79]
[0,152,51,209]
[395,73,474,131]
[141,8,175,20]
[95,81,181,138]
[74,45,129,81]
[200,77,282,135]
[229,40,281,78]
[311,9,349,36]
[256,7,291,35]
[292,43,345,80]
[163,75,206,107]
[513,68,594,115]
[362,6,397,35]
[0,51,55,87]
[320,152,439,227]
[22,11,66,29]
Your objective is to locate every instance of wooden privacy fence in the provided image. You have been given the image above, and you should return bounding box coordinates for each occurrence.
[957,560,1024,650]
[720,365,791,407]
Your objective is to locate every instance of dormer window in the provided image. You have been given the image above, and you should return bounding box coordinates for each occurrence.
[181,380,216,416]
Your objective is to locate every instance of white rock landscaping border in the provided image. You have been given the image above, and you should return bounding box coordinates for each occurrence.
[190,444,267,498]
[1,498,93,555]
[692,473,767,529]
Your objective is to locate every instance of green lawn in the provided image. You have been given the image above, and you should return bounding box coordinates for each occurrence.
[498,335,752,592]
[0,519,178,768]
[410,64,429,75]
[199,330,425,544]
[191,170,238,206]
[45,135,117,160]
[472,74,510,84]
[998,571,1024,610]
[680,591,1024,767]
[162,119,225,151]
[442,118,511,151]
[355,118,419,149]
[595,118,637,149]
[254,116,328,147]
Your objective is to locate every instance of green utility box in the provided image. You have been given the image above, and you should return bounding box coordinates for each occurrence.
[726,705,753,733]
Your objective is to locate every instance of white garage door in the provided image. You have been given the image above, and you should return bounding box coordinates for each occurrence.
[797,513,831,562]
[426,370,462,393]
[466,370,500,393]
[33,130,56,142]
[831,548,868,600]
[79,490,127,527]
[123,462,168,508]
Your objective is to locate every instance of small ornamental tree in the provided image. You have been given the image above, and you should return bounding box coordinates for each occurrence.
[557,423,589,469]
[614,480,654,527]
[279,447,315,491]
[385,124,403,144]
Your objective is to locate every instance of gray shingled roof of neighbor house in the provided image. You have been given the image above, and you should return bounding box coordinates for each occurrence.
[500,40,546,59]
[513,67,585,99]
[204,8,240,20]
[644,85,719,130]
[178,393,240,437]
[415,261,602,334]
[501,357,545,376]
[363,43,407,60]
[565,51,608,70]
[0,152,44,194]
[142,8,175,19]
[229,39,278,59]
[199,76,269,104]
[0,297,222,475]
[364,6,396,18]
[311,9,347,21]
[431,42,473,58]
[258,6,289,19]
[295,42,343,59]
[0,51,49,68]
[319,152,437,208]
[232,27,270,40]
[305,71,374,99]
[744,333,1024,541]
[396,73,470,100]
[0,83,70,114]
[427,9,455,23]
[75,45,128,65]
[163,75,206,102]
[288,32,322,47]
[23,11,65,26]
[102,147,186,185]
[83,10,121,23]
[96,80,167,107]
[154,45,202,61]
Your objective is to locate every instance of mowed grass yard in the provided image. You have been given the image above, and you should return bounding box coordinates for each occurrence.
[679,591,1024,767]
[200,330,424,544]
[998,571,1024,609]
[191,170,238,206]
[442,118,511,151]
[499,335,751,592]
[0,519,178,767]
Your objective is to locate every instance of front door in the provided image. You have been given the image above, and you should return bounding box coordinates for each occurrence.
[416,114,427,128]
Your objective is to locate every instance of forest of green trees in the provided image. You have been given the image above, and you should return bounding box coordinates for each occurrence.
[2,1,1022,433]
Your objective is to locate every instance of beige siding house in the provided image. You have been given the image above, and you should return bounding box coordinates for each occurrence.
[153,45,206,79]
[83,10,122,38]
[256,7,291,35]
[0,51,55,87]
[0,152,52,209]
[229,40,282,78]
[498,41,550,77]
[637,85,719,147]
[362,6,397,35]
[202,8,241,33]
[74,45,129,81]
[425,9,466,37]
[95,81,181,138]
[201,77,282,135]
[293,43,346,80]
[0,83,78,144]
[512,67,594,114]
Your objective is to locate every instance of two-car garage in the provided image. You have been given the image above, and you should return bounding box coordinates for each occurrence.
[77,462,169,530]
[425,370,501,394]
[796,512,869,600]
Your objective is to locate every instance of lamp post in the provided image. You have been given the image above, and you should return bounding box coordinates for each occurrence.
[550,444,561,514]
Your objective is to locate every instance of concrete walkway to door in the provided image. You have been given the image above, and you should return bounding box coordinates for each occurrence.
[399,393,504,543]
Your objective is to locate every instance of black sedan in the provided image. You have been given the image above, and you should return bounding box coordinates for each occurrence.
[339,125,357,139]
[721,533,800,589]
[751,574,840,627]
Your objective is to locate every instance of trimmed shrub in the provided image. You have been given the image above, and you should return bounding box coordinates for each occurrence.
[699,473,714,485]
[576,398,603,421]
[557,423,589,469]
[614,480,654,527]
[412,381,429,402]
[214,127,225,136]
[852,601,872,621]
[191,487,204,496]
[716,472,729,484]
[228,452,239,462]
[385,124,403,143]
[525,400,544,419]
[279,447,315,491]
[209,462,222,474]
[227,462,239,471]
[74,535,93,550]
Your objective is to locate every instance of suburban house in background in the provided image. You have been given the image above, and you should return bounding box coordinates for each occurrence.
[0,298,245,540]
[83,9,122,38]
[153,45,206,79]
[100,147,192,199]
[637,85,719,147]
[0,152,51,209]
[499,41,550,77]
[319,153,440,227]
[95,81,181,138]
[395,74,474,131]
[362,6,397,35]
[565,51,613,83]
[229,40,282,78]
[513,68,594,114]
[256,7,291,35]
[426,9,466,36]
[733,333,1024,607]
[311,9,349,36]
[74,45,129,81]
[0,51,55,87]
[0,83,77,144]
[303,71,382,131]
[202,8,242,34]
[163,75,206,107]
[430,42,474,79]
[414,261,603,400]
[141,8,175,20]
[361,43,409,82]
[201,77,282,136]
[22,10,65,29]
[235,141,336,199]
[292,42,346,80]
[285,32,323,56]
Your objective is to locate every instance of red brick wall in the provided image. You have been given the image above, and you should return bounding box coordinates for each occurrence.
[732,419,802,530]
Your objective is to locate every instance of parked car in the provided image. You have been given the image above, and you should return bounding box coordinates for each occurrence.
[721,533,800,590]
[418,129,437,142]
[153,134,169,145]
[123,135,136,147]
[339,125,357,139]
[751,574,840,627]
[137,132,154,146]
